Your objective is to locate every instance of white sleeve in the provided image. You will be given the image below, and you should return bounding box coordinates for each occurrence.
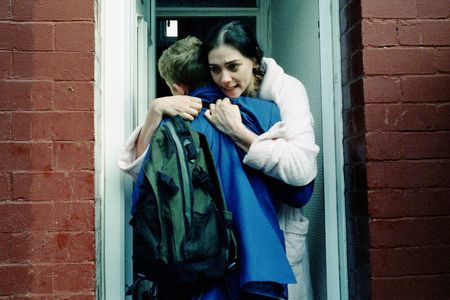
[117,124,149,180]
[243,58,320,186]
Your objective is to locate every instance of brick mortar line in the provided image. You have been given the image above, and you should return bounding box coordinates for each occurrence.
[0,262,95,267]
[372,273,450,279]
[370,244,450,250]
[363,45,449,49]
[9,19,95,22]
[3,230,95,235]
[2,199,95,203]
[365,129,450,133]
[7,170,94,173]
[0,79,95,82]
[8,50,95,53]
[370,215,450,221]
[0,293,96,296]
[1,110,95,113]
[366,158,450,163]
[368,187,450,190]
[363,17,450,21]
[0,20,94,23]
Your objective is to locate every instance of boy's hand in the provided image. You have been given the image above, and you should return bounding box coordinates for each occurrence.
[152,96,202,121]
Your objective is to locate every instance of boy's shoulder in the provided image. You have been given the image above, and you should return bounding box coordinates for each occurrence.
[234,96,280,121]
[235,96,277,109]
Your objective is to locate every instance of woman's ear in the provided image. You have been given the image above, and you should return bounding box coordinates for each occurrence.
[252,60,259,73]
[172,83,188,95]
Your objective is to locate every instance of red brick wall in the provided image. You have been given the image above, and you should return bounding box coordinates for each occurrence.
[341,0,450,298]
[0,0,96,298]
[340,0,372,298]
[361,0,450,299]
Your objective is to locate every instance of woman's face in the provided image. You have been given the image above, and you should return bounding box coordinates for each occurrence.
[208,44,256,99]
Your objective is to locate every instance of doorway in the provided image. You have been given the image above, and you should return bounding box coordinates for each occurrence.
[99,0,346,299]
[150,0,329,298]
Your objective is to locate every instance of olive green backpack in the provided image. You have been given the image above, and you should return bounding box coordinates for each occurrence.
[127,116,237,295]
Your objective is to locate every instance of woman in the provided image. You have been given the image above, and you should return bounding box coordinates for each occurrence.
[201,21,318,300]
[203,21,318,188]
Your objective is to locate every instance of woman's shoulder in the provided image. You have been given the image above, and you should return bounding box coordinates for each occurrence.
[260,57,306,101]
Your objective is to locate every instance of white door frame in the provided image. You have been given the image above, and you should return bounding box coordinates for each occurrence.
[97,0,132,298]
[97,1,347,299]
[319,0,348,298]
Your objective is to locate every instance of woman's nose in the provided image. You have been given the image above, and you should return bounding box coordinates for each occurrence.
[220,71,232,83]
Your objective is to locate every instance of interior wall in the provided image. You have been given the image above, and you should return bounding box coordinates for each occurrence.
[271,1,326,299]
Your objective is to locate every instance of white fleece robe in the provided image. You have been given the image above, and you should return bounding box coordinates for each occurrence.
[117,57,318,300]
[257,58,317,300]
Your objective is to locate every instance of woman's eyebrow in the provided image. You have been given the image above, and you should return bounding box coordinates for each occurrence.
[225,60,241,64]
[209,60,241,67]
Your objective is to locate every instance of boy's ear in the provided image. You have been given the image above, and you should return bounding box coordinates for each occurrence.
[172,83,188,95]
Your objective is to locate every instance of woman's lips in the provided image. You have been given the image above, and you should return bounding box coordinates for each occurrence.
[223,85,239,93]
[224,86,235,91]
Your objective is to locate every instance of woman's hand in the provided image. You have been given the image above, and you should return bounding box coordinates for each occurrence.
[136,95,202,157]
[205,98,258,152]
[152,95,202,121]
[204,98,243,135]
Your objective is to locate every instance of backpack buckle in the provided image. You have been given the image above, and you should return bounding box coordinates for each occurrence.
[192,168,208,185]
[184,139,198,161]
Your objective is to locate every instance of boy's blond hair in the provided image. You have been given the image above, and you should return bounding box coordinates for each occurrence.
[158,36,212,91]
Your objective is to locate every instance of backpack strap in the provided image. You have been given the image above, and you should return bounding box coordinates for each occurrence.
[194,134,238,267]
[192,168,221,208]
[172,115,198,161]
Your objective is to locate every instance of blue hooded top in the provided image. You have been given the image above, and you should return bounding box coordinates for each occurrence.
[133,85,314,299]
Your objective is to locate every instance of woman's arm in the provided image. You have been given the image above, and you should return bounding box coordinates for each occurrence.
[118,95,202,179]
[117,124,147,180]
[136,95,202,157]
[246,59,319,186]
[245,77,319,186]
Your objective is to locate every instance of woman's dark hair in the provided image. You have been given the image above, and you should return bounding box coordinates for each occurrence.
[202,20,264,66]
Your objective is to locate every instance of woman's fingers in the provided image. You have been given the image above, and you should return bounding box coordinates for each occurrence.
[177,107,199,120]
[188,107,199,117]
[191,96,202,104]
[209,103,216,114]
[173,97,201,119]
[180,112,194,121]
[189,97,202,111]
[204,109,212,121]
